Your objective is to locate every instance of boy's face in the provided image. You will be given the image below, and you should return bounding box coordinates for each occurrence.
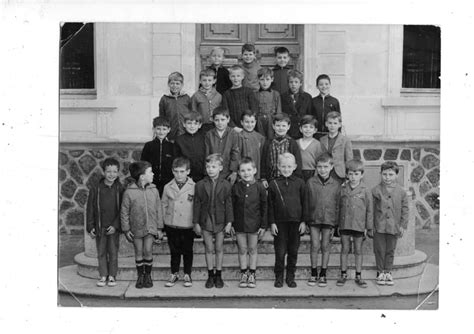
[316,161,333,179]
[300,123,316,138]
[104,165,119,184]
[210,50,224,66]
[272,120,290,137]
[326,118,341,134]
[153,125,171,140]
[288,77,302,94]
[242,50,256,64]
[259,75,273,90]
[381,169,398,186]
[238,162,257,182]
[206,161,223,179]
[229,70,244,87]
[173,166,190,183]
[168,80,183,95]
[317,78,331,96]
[276,52,290,68]
[241,115,256,132]
[183,120,202,134]
[278,158,297,177]
[347,170,363,187]
[141,167,154,185]
[200,75,216,90]
[213,114,229,131]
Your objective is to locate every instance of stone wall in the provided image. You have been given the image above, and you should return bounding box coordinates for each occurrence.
[58,142,440,234]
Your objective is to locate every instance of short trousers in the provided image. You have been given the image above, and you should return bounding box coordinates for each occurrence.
[312,223,333,230]
[339,229,365,238]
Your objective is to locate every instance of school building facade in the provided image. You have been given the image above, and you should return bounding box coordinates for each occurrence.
[59,23,440,237]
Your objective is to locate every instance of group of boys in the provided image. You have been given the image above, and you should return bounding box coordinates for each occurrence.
[85,43,409,291]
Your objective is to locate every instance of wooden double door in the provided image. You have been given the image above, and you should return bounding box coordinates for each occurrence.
[197,24,304,72]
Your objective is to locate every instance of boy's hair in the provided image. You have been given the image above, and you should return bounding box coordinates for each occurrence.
[346,159,365,173]
[380,161,400,174]
[257,67,274,79]
[326,111,342,123]
[172,157,191,170]
[240,109,257,122]
[316,152,334,165]
[278,152,296,165]
[287,69,304,84]
[183,112,203,123]
[153,116,171,128]
[212,106,230,118]
[299,114,318,127]
[210,46,225,56]
[205,153,224,166]
[239,156,256,169]
[242,43,256,54]
[199,68,216,79]
[228,64,244,75]
[168,71,184,83]
[273,112,291,125]
[274,46,290,56]
[101,157,120,171]
[316,74,331,85]
[129,161,152,182]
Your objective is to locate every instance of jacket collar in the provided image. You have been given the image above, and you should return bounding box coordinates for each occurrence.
[169,178,195,191]
[165,91,187,98]
[259,87,272,92]
[273,65,291,70]
[315,174,336,185]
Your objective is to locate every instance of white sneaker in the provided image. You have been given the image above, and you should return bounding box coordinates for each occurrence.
[96,276,107,287]
[385,272,394,286]
[239,272,249,288]
[376,272,386,286]
[165,273,179,287]
[183,274,193,287]
[107,276,117,287]
[247,272,256,288]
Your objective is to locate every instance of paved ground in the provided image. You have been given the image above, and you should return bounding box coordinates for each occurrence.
[58,225,439,309]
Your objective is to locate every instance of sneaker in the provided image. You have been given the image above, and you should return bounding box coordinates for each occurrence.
[247,272,256,288]
[96,276,107,287]
[376,272,386,286]
[214,275,224,288]
[336,274,347,286]
[107,276,117,287]
[205,275,214,289]
[385,272,394,286]
[307,276,317,287]
[143,273,153,288]
[183,274,193,287]
[165,273,179,287]
[135,274,144,289]
[318,276,328,287]
[239,272,249,288]
[355,276,368,288]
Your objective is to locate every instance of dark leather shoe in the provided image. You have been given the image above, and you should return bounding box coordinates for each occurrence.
[143,273,153,288]
[274,276,284,288]
[135,274,144,289]
[286,278,297,288]
[205,275,214,288]
[214,275,224,288]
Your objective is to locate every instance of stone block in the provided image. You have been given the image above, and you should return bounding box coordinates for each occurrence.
[74,188,89,208]
[86,169,104,190]
[410,165,425,183]
[422,219,432,229]
[422,154,440,170]
[383,149,399,160]
[69,160,83,185]
[79,154,97,175]
[415,216,422,228]
[426,168,440,187]
[413,149,420,161]
[415,201,430,220]
[59,152,69,166]
[400,149,411,161]
[419,181,432,195]
[425,192,439,210]
[66,209,84,226]
[90,150,104,159]
[60,200,75,213]
[61,179,77,199]
[59,168,67,182]
[117,150,130,159]
[424,148,440,156]
[363,149,382,161]
[132,150,142,161]
[104,150,115,156]
[70,150,85,158]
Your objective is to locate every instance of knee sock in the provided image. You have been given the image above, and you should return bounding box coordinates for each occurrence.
[208,269,214,277]
[215,270,222,277]
[320,268,327,277]
[143,258,153,274]
[311,267,318,277]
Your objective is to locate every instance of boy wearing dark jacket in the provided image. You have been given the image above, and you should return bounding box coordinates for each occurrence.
[86,158,124,287]
[268,152,306,288]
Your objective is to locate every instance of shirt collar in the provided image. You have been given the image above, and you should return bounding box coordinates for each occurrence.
[259,87,272,92]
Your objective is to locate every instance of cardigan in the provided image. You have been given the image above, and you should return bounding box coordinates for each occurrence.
[238,130,266,180]
[372,183,409,235]
[231,180,268,233]
[174,131,206,182]
[159,93,192,140]
[280,90,313,139]
[320,133,353,179]
[191,88,222,124]
[304,175,341,227]
[205,127,240,177]
[162,178,195,229]
[267,175,306,224]
[297,138,323,171]
[271,65,291,94]
[339,181,374,232]
[311,94,341,135]
[222,86,259,127]
[256,89,282,116]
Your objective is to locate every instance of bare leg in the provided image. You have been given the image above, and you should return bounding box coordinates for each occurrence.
[321,228,332,269]
[340,234,351,272]
[353,236,364,273]
[247,233,259,270]
[309,226,321,269]
[214,231,225,270]
[202,230,215,270]
[236,233,248,270]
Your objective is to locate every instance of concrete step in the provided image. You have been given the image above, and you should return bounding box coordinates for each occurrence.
[75,250,427,281]
[59,263,439,299]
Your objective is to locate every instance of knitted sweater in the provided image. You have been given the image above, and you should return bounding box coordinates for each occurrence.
[242,61,261,92]
[271,65,291,94]
[222,86,259,127]
[191,87,222,124]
